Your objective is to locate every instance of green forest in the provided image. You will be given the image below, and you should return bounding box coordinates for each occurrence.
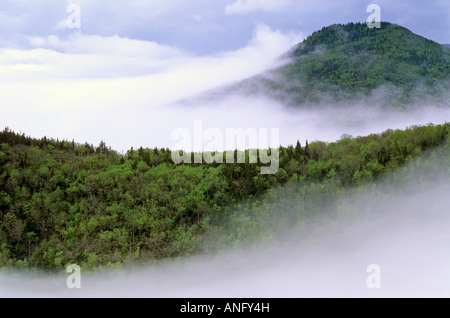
[0,123,448,271]
[235,22,450,107]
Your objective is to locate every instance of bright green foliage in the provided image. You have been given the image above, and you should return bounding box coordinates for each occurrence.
[212,133,450,251]
[235,22,450,107]
[0,123,448,270]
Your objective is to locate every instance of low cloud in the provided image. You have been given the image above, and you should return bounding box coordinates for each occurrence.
[28,33,187,58]
[0,25,304,151]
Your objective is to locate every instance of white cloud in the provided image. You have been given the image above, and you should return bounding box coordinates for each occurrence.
[225,0,290,15]
[5,25,300,81]
[0,25,302,150]
[2,21,447,155]
[27,33,186,58]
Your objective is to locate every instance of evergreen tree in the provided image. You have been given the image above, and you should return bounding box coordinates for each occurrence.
[295,140,303,158]
[304,140,310,159]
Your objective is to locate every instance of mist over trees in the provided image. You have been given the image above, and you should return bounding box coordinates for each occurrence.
[0,123,448,270]
[0,21,449,277]
[226,22,450,107]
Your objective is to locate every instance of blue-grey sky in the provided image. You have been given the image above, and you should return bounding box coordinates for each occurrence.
[0,0,449,54]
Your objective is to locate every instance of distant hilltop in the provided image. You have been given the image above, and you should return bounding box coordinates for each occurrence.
[221,22,450,108]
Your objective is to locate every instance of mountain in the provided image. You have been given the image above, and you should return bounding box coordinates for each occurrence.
[0,124,449,270]
[444,44,450,48]
[224,22,450,107]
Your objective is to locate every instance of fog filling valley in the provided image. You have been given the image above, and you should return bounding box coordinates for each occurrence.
[1,141,449,298]
[1,25,449,152]
[1,24,449,298]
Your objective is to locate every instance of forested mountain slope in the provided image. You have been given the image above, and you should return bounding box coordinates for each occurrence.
[0,123,448,270]
[225,22,450,107]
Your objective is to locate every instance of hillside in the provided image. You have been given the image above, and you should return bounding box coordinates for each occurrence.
[227,22,450,107]
[0,124,448,270]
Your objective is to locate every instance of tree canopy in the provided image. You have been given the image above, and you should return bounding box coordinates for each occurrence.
[0,123,448,271]
[231,22,450,107]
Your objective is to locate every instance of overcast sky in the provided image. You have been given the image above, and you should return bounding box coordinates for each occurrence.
[0,0,449,151]
[0,0,449,53]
